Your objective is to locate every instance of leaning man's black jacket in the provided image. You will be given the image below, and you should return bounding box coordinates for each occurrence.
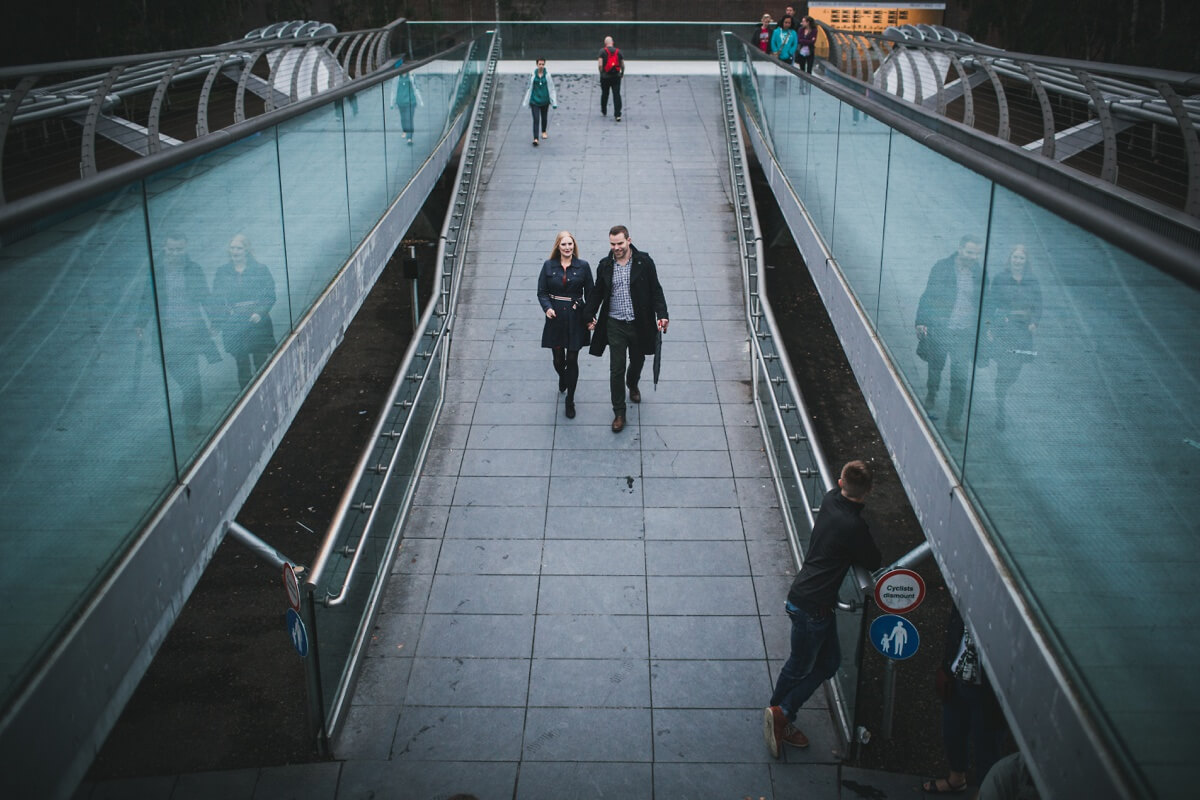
[787,488,881,610]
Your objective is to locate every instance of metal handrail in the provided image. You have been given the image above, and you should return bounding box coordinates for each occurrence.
[0,32,472,234]
[718,35,837,562]
[820,24,1200,88]
[734,35,1200,290]
[816,26,1200,218]
[723,35,875,609]
[0,23,392,80]
[304,30,499,602]
[313,351,440,607]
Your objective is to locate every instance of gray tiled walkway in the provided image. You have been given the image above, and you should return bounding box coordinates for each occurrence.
[330,68,834,799]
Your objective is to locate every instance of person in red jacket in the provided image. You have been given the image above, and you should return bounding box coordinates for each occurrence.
[757,14,773,52]
[597,36,625,121]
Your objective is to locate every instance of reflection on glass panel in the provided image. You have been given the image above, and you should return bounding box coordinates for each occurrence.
[344,84,390,244]
[962,186,1200,781]
[0,185,175,708]
[278,104,352,321]
[774,72,798,177]
[752,59,769,137]
[147,229,225,459]
[782,80,810,191]
[877,134,991,463]
[385,62,454,199]
[146,132,288,422]
[803,86,840,238]
[831,107,890,323]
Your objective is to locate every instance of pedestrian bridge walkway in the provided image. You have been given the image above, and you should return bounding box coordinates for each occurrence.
[2,22,1198,800]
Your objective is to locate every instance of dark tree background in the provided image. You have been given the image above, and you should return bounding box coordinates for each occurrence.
[954,0,1199,72]
[8,0,1196,70]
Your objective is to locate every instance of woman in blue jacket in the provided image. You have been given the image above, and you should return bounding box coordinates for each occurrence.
[521,58,558,147]
[770,15,799,64]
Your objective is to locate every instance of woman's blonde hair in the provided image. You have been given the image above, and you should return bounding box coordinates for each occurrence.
[550,230,581,261]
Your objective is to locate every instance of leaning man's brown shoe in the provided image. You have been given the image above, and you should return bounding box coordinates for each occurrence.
[782,722,809,748]
[611,415,625,433]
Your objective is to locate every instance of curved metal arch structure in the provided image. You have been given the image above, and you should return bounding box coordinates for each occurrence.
[0,18,411,205]
[812,23,1200,217]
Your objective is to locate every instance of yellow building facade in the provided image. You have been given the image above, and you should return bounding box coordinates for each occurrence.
[807,2,945,34]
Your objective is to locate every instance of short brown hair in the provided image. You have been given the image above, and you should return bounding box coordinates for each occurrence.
[840,460,872,499]
[609,225,629,239]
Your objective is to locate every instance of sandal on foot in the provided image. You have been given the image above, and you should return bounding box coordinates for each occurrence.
[922,778,967,794]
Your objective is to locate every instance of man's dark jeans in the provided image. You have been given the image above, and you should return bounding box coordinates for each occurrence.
[769,602,841,721]
[606,318,643,416]
[922,327,974,424]
[600,73,622,116]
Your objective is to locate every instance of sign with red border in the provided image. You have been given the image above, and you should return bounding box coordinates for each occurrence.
[283,563,301,611]
[874,568,926,615]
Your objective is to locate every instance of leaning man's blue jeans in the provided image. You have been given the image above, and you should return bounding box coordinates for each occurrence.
[769,602,841,721]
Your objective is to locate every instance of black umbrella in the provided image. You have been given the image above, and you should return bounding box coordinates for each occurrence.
[652,326,663,390]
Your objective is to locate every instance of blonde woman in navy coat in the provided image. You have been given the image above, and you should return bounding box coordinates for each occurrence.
[537,231,593,419]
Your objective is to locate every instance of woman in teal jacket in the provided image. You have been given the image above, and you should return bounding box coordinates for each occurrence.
[770,15,799,63]
[521,58,558,147]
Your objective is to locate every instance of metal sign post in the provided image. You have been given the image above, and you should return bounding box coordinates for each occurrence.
[870,613,921,740]
[403,244,420,329]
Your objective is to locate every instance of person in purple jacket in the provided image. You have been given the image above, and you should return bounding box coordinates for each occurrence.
[796,16,819,73]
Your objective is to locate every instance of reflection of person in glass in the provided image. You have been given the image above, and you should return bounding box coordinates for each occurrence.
[157,232,222,426]
[915,234,984,440]
[986,244,1041,431]
[392,68,423,144]
[212,233,277,387]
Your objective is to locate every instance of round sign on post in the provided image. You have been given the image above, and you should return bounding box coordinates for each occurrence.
[286,608,309,658]
[874,568,926,615]
[283,562,301,611]
[870,614,920,660]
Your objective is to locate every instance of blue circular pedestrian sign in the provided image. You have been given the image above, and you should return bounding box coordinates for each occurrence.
[286,608,309,658]
[869,614,919,660]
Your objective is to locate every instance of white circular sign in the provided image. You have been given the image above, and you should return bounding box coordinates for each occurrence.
[874,568,926,615]
[283,563,301,611]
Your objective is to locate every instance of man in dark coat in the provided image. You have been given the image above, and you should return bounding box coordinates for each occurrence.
[915,234,984,440]
[143,232,222,428]
[586,225,668,433]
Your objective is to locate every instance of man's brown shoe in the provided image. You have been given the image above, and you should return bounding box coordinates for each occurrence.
[611,415,625,433]
[627,384,641,403]
[782,722,809,748]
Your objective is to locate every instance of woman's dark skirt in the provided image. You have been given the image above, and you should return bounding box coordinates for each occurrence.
[541,297,591,351]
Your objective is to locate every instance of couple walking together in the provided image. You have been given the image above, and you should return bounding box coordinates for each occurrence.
[536,226,668,431]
